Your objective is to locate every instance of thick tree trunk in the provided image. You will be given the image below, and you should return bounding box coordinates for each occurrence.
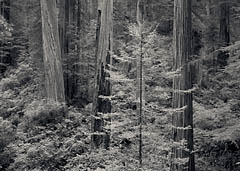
[40,0,65,102]
[217,0,230,67]
[91,0,113,149]
[171,0,195,171]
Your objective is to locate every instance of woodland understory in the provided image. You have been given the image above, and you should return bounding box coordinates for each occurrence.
[0,0,240,171]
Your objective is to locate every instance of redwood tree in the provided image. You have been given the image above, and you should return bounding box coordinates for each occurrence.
[171,0,195,170]
[40,0,65,102]
[91,0,113,149]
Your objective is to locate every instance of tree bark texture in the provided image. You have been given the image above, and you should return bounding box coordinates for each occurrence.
[217,0,230,67]
[92,0,113,149]
[40,0,65,102]
[172,0,195,171]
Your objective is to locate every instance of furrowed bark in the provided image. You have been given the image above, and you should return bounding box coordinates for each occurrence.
[40,0,65,102]
[171,0,195,170]
[91,0,113,149]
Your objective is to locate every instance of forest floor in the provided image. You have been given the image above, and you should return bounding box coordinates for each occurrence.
[0,34,240,171]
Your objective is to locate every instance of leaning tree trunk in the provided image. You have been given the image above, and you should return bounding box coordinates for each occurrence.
[217,0,230,67]
[40,0,65,102]
[171,0,195,171]
[91,0,113,149]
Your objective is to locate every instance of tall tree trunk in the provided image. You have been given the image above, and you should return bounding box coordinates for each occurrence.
[136,0,145,167]
[171,0,195,171]
[91,0,113,149]
[217,0,230,67]
[59,0,65,61]
[40,0,65,102]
